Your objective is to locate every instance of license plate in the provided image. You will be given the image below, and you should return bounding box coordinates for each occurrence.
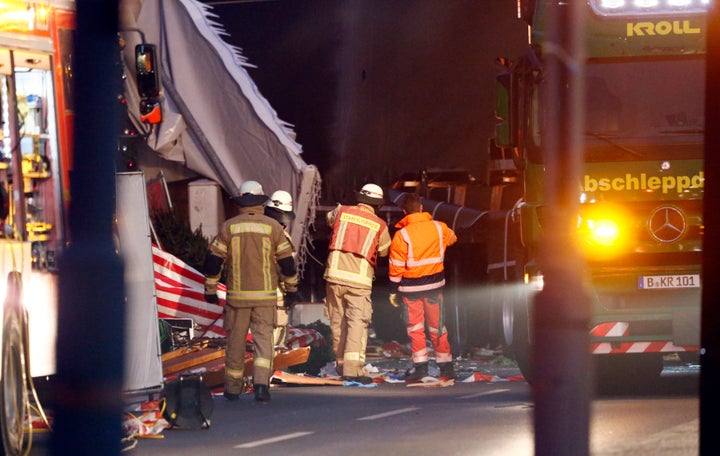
[638,274,700,289]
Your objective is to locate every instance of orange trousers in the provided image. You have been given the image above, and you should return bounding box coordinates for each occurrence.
[403,291,452,364]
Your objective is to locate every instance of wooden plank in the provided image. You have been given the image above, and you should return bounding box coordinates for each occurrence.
[161,339,211,363]
[406,378,455,388]
[272,370,344,386]
[163,346,311,381]
[163,348,225,377]
[243,346,311,373]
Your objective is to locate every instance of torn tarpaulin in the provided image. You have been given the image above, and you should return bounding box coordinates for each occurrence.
[461,372,525,383]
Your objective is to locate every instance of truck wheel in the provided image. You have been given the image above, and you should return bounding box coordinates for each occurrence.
[1,307,28,456]
[502,282,533,383]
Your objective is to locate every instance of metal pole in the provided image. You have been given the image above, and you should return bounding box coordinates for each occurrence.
[51,1,125,454]
[701,1,720,454]
[533,2,591,455]
[6,51,28,241]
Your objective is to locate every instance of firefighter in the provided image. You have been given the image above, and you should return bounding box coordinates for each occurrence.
[324,183,391,384]
[203,180,298,402]
[264,190,297,348]
[388,192,457,381]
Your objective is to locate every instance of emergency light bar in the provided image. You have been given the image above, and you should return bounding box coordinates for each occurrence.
[590,0,711,16]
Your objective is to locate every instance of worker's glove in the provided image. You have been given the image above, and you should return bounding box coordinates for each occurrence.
[389,293,400,308]
[284,291,299,309]
[204,293,219,304]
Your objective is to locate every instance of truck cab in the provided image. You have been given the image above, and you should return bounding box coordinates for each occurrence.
[492,0,706,383]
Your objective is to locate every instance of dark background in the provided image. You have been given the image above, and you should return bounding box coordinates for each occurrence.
[195,0,529,348]
[200,0,528,206]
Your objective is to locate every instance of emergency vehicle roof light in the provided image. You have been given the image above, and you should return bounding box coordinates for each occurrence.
[590,0,710,16]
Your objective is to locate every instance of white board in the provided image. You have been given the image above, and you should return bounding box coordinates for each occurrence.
[116,171,163,394]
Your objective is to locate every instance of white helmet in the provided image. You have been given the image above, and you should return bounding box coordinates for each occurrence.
[267,190,293,213]
[357,183,384,207]
[234,180,268,206]
[238,180,264,196]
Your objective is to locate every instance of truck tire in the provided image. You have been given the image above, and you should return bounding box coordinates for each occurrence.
[1,307,28,456]
[502,282,533,383]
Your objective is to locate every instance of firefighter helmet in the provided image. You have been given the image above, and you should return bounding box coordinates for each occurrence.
[265,190,296,224]
[267,190,294,213]
[233,180,268,206]
[357,183,384,207]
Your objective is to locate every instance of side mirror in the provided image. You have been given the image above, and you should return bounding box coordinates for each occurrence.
[140,99,162,125]
[135,44,160,98]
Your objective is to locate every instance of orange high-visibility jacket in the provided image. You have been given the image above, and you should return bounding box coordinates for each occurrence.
[388,211,457,293]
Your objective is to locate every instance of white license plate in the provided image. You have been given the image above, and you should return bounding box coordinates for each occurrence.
[638,274,701,289]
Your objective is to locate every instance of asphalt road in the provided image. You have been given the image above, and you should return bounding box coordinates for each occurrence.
[137,368,699,456]
[27,361,699,455]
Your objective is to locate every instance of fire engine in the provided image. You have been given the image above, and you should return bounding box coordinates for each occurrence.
[492,0,706,383]
[0,1,165,452]
[0,1,75,452]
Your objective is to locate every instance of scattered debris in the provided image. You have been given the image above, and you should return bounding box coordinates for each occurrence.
[406,377,456,388]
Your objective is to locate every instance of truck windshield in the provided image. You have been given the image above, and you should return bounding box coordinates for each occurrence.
[584,57,704,161]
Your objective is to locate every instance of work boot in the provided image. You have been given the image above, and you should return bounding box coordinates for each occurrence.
[405,362,429,381]
[438,362,456,380]
[223,391,240,401]
[343,375,374,385]
[254,384,271,403]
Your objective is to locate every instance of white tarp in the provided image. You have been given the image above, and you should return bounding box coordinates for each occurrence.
[116,172,164,394]
[120,0,321,273]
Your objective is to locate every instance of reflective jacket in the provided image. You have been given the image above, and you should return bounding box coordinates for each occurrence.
[388,211,457,293]
[324,203,390,288]
[205,206,296,307]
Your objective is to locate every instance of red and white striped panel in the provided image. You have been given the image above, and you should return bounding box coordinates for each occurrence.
[152,245,227,338]
[152,246,327,348]
[590,321,698,354]
[286,327,324,349]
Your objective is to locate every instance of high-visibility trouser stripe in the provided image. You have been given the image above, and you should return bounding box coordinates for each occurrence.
[408,322,424,332]
[344,352,361,361]
[254,357,272,369]
[413,347,429,363]
[435,352,453,363]
[226,367,244,379]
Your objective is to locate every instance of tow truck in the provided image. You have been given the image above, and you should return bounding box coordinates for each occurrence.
[492,0,706,383]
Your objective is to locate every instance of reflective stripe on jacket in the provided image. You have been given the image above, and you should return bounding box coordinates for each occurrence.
[206,206,295,306]
[388,211,457,293]
[328,205,387,266]
[324,203,390,288]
